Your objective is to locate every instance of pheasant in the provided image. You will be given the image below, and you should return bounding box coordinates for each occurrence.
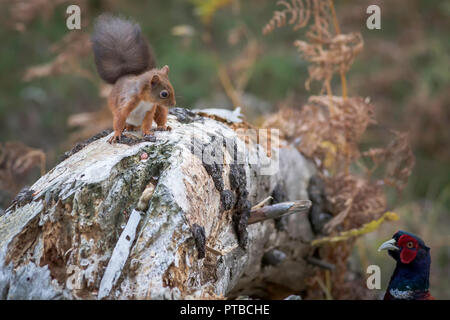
[378,230,434,300]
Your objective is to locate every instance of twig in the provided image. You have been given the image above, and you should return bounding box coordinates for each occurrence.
[356,238,369,272]
[328,0,348,99]
[325,270,332,299]
[206,244,239,256]
[315,275,333,300]
[306,256,335,271]
[248,200,311,225]
[217,63,242,107]
[252,196,273,210]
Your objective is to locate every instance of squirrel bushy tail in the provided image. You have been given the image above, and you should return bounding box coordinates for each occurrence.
[91,14,156,84]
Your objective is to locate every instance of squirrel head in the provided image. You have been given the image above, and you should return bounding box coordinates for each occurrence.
[144,65,176,107]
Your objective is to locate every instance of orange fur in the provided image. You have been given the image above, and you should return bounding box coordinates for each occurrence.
[91,15,175,143]
[154,105,169,129]
[107,67,175,143]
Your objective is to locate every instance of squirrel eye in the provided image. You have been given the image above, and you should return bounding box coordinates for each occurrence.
[407,241,414,248]
[160,90,169,99]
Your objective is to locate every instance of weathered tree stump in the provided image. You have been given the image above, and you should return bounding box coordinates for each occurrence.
[0,108,316,300]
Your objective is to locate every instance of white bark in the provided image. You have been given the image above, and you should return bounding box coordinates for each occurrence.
[0,108,316,300]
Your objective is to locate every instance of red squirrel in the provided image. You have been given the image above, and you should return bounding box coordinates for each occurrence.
[91,14,176,143]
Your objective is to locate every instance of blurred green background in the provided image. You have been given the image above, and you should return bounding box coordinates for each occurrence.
[0,0,448,299]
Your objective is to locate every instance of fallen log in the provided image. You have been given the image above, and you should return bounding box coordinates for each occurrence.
[0,108,316,300]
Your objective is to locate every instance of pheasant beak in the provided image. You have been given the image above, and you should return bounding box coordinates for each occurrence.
[378,238,399,252]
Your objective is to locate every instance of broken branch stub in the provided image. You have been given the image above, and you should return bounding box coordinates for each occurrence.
[0,108,316,300]
[248,200,312,224]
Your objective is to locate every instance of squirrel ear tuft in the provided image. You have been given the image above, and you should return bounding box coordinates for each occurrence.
[161,65,170,75]
[151,74,160,86]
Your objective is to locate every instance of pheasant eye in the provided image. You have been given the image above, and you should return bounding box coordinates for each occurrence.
[160,90,169,99]
[407,241,414,248]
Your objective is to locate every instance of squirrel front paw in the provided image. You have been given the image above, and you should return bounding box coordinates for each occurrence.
[108,134,124,144]
[154,126,172,132]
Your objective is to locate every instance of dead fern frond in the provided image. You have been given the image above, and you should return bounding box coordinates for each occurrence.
[67,106,113,144]
[263,0,312,35]
[261,106,303,141]
[263,95,375,173]
[322,173,387,233]
[5,0,63,31]
[363,131,415,193]
[295,32,363,92]
[23,32,94,82]
[263,0,415,300]
[264,0,362,96]
[0,142,46,195]
[306,0,332,40]
[228,40,263,93]
[3,0,87,32]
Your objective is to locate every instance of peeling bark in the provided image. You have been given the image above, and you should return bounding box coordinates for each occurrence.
[0,108,316,300]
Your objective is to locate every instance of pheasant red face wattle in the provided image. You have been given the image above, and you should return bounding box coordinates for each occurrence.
[397,234,419,264]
